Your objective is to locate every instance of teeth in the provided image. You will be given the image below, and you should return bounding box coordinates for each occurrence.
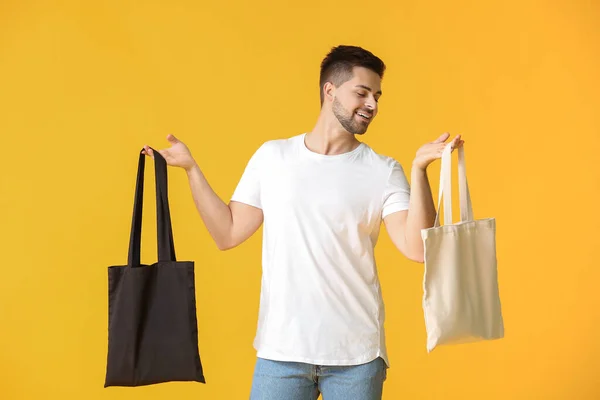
[358,112,370,119]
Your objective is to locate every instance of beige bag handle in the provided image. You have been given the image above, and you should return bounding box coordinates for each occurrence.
[433,143,474,227]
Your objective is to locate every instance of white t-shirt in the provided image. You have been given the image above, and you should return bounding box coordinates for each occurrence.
[230,133,411,367]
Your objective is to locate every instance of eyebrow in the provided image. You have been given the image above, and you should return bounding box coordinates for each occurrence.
[355,84,382,96]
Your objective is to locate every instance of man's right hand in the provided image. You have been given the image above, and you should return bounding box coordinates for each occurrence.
[143,133,264,250]
[142,134,197,172]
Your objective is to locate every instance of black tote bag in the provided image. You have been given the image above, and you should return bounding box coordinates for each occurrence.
[104,148,206,387]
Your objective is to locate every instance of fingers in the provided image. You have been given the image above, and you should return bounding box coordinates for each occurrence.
[450,135,464,150]
[435,135,464,154]
[432,132,465,149]
[451,135,459,149]
[141,145,154,158]
[141,147,170,163]
[432,132,450,143]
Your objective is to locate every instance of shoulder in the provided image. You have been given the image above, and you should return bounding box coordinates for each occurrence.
[247,133,303,162]
[260,134,300,152]
[359,144,411,194]
[360,142,406,174]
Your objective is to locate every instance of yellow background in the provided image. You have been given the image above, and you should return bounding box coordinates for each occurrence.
[1,0,598,399]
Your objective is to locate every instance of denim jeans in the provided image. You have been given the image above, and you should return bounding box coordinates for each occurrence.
[249,356,388,400]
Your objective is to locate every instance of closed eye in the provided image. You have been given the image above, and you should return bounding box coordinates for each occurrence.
[357,92,380,103]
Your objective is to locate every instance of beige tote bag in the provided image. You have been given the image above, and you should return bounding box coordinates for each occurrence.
[421,143,504,352]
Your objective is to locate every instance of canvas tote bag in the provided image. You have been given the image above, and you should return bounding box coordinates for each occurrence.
[104,148,206,387]
[421,143,504,352]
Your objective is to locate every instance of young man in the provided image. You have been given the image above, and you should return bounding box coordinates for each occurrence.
[143,45,463,399]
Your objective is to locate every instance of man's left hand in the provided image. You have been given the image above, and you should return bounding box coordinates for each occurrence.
[412,132,464,171]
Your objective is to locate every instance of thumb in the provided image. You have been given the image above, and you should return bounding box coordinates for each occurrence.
[166,134,180,145]
[432,132,450,144]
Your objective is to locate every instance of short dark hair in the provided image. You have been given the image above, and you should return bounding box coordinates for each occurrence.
[319,45,386,105]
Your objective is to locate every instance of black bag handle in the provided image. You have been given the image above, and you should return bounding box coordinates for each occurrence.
[127,147,176,267]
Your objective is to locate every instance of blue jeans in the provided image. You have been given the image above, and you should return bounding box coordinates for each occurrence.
[249,356,388,400]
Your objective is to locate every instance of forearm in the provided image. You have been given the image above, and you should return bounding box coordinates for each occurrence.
[405,165,437,261]
[185,163,233,249]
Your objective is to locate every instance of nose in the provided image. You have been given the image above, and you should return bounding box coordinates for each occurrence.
[365,99,377,113]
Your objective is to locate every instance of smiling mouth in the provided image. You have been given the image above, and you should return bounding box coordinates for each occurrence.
[356,111,372,121]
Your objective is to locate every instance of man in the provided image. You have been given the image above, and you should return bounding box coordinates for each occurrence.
[143,45,463,399]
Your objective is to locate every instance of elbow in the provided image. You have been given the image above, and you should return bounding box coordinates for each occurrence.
[216,243,231,251]
[409,247,425,263]
[400,249,424,263]
[216,236,242,251]
[403,236,425,263]
[410,254,425,264]
[216,240,235,251]
[215,235,235,251]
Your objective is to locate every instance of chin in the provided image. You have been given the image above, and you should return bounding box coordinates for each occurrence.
[344,127,367,136]
[354,124,370,135]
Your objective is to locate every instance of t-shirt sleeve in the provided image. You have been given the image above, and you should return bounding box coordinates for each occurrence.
[230,143,267,209]
[382,160,411,219]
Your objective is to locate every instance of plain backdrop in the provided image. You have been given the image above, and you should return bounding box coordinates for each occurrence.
[1,0,599,399]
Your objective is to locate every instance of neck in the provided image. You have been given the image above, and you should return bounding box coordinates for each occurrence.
[305,109,361,155]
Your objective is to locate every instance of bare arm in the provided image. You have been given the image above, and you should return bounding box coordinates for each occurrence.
[143,134,263,251]
[186,163,263,250]
[384,132,464,263]
[383,166,436,263]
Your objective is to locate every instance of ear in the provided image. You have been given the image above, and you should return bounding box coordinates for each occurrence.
[323,82,336,103]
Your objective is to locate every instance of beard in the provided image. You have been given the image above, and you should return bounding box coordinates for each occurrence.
[332,97,370,135]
